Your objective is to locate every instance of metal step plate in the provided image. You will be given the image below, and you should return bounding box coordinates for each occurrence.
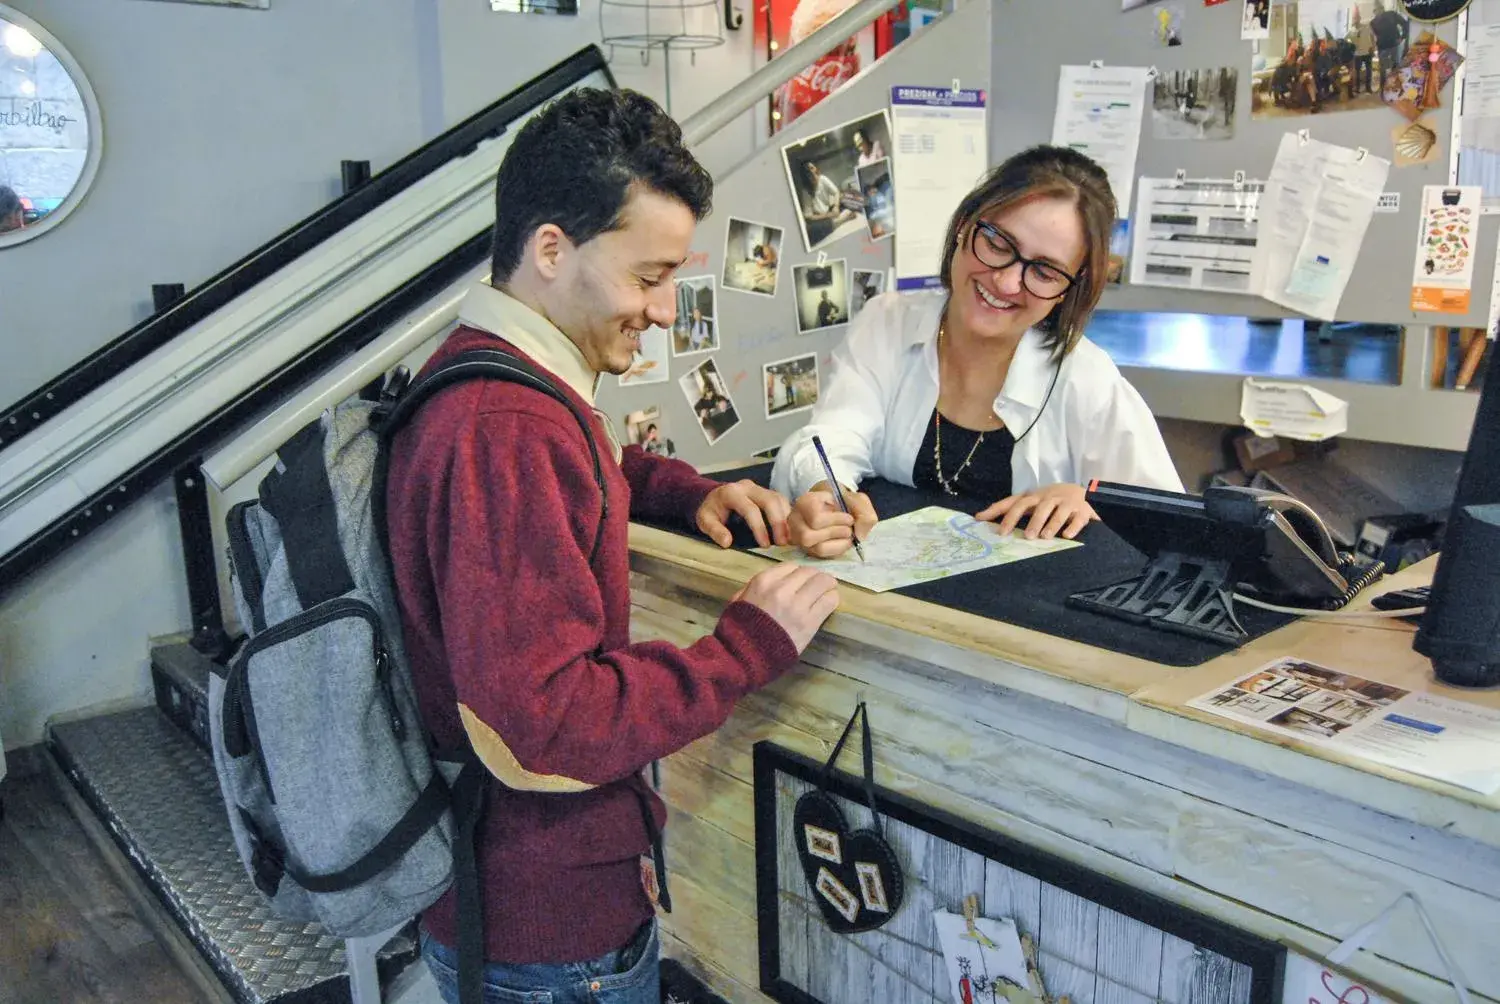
[48,706,415,1004]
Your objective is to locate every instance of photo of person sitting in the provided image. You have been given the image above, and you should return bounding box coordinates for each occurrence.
[782,109,894,252]
[723,218,784,296]
[641,423,676,457]
[797,161,860,248]
[679,358,741,444]
[771,144,1182,557]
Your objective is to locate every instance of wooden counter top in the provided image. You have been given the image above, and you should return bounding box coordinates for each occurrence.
[629,523,1500,848]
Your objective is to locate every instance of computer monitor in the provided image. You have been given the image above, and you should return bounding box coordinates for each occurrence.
[1069,482,1377,646]
[1415,345,1500,687]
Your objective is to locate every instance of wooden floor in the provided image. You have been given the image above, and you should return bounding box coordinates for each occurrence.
[0,749,204,1004]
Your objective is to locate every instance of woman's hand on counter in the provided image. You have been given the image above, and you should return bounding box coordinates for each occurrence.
[789,483,879,558]
[977,482,1097,540]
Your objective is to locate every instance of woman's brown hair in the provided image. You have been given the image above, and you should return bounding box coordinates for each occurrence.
[938,145,1116,359]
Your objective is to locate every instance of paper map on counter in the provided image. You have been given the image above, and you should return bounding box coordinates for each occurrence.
[1189,656,1500,795]
[753,506,1079,592]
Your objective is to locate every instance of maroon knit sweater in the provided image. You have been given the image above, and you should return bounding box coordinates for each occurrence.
[386,327,798,963]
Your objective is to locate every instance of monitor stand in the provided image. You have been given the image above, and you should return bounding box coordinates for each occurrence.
[1067,552,1249,647]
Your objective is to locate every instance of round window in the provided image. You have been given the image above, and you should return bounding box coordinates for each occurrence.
[1,6,103,248]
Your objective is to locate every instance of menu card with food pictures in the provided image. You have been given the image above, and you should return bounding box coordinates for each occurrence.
[1412,185,1481,314]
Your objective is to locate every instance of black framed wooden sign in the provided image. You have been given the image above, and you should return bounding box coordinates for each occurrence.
[1399,0,1473,22]
[753,741,1285,1004]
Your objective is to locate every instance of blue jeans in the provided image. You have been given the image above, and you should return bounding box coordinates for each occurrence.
[420,921,659,1004]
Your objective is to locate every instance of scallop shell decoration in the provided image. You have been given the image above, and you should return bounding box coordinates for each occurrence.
[1397,121,1438,162]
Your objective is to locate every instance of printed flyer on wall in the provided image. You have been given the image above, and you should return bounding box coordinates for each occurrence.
[1050,64,1149,219]
[1411,185,1482,314]
[890,85,987,291]
[1128,177,1264,293]
[1188,656,1500,795]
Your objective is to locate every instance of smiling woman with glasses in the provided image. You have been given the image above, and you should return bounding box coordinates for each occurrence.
[771,144,1183,559]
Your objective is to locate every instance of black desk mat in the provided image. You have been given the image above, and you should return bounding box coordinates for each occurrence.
[646,466,1294,669]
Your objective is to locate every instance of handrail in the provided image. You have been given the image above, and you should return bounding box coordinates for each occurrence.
[206,0,920,490]
[0,48,611,453]
[0,49,616,590]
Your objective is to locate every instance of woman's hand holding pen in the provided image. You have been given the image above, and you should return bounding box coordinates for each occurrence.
[977,482,1096,540]
[789,482,879,558]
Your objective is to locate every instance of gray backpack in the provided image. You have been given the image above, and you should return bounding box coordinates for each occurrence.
[210,349,608,954]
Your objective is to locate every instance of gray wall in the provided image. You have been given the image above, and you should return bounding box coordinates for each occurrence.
[0,0,759,750]
[989,0,1483,328]
[596,0,993,469]
[0,0,762,411]
[0,0,428,406]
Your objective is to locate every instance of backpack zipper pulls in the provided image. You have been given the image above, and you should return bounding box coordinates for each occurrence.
[374,644,407,741]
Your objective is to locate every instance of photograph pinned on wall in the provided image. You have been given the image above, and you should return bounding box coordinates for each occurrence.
[670,276,718,356]
[781,109,894,253]
[1242,0,1270,38]
[856,158,896,240]
[793,258,851,334]
[678,357,741,445]
[1250,1,1409,119]
[1152,67,1238,140]
[722,218,784,297]
[763,352,820,419]
[619,325,670,386]
[1151,3,1185,45]
[851,268,887,314]
[624,405,677,459]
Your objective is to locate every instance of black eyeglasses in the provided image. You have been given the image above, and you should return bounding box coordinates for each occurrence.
[969,221,1079,300]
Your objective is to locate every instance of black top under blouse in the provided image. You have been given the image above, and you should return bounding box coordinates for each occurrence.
[910,407,1015,504]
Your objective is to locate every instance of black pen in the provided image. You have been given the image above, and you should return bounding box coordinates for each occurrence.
[810,435,866,563]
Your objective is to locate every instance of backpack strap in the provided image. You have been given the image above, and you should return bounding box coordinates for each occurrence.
[259,416,358,610]
[373,347,610,561]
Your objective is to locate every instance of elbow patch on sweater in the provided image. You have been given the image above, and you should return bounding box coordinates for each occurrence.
[457,703,597,793]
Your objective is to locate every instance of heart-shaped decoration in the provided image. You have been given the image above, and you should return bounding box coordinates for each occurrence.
[793,789,904,933]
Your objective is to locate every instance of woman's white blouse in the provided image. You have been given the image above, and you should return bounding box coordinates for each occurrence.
[770,290,1184,500]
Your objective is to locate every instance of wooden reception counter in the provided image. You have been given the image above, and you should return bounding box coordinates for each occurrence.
[626,521,1500,1004]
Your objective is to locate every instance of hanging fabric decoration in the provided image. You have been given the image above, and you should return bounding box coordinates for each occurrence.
[1384,32,1464,121]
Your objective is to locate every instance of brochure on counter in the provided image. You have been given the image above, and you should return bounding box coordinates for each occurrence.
[1188,656,1500,795]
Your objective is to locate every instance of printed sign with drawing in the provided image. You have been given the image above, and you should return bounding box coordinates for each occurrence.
[1281,955,1397,1004]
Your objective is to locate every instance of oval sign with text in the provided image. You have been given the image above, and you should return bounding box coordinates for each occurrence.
[1399,0,1473,22]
